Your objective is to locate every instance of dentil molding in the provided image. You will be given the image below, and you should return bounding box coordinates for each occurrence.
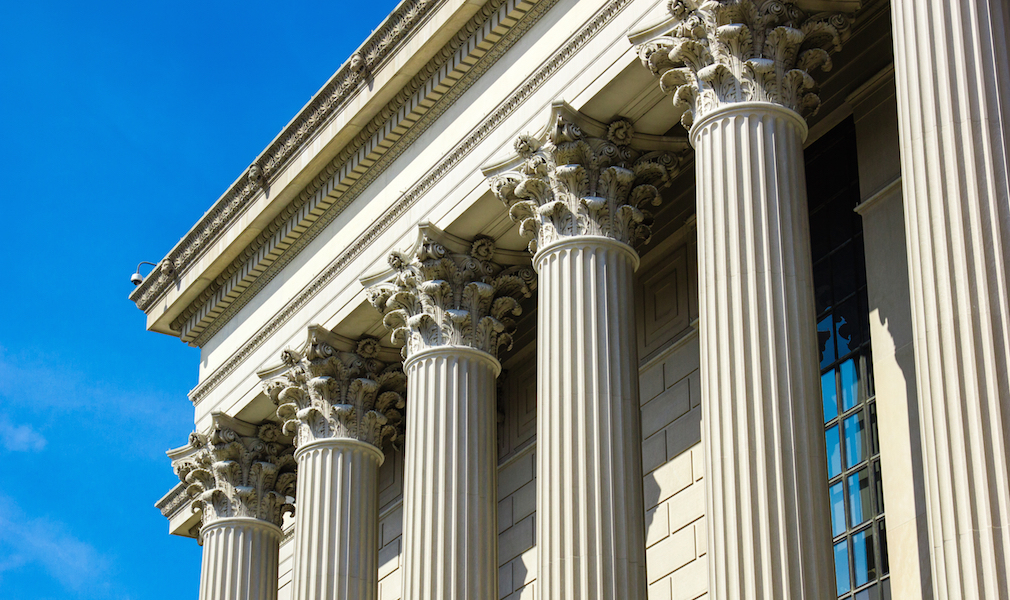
[635,0,854,129]
[262,326,407,450]
[366,223,536,360]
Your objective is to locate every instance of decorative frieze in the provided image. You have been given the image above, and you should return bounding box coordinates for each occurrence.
[489,102,684,254]
[637,0,852,128]
[366,223,535,359]
[171,414,296,530]
[265,327,407,450]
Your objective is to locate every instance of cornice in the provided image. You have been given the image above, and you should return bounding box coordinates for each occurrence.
[129,0,449,313]
[188,0,637,406]
[156,482,190,519]
[176,0,524,346]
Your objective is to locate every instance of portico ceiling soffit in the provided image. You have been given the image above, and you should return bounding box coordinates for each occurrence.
[255,324,404,383]
[129,0,545,342]
[482,100,690,176]
[360,221,534,289]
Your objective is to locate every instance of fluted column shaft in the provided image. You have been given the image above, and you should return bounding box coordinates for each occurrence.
[534,236,647,600]
[292,439,383,600]
[401,347,499,600]
[693,103,834,599]
[891,1,1010,597]
[199,518,283,600]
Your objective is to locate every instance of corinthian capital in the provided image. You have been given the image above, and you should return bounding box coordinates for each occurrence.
[636,0,852,128]
[169,414,296,531]
[484,102,686,254]
[365,223,535,360]
[263,326,407,450]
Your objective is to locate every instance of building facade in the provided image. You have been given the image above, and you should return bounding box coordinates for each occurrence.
[134,0,1010,599]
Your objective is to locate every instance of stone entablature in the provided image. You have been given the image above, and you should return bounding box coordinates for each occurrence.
[128,0,450,315]
[264,327,407,450]
[169,414,296,531]
[129,0,549,348]
[486,102,688,254]
[635,0,852,128]
[184,0,639,410]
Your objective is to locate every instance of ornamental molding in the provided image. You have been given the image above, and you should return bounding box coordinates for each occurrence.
[168,413,296,532]
[365,223,535,360]
[128,0,447,312]
[260,326,407,450]
[172,0,537,347]
[484,101,688,254]
[188,0,635,406]
[633,0,854,130]
[156,482,190,519]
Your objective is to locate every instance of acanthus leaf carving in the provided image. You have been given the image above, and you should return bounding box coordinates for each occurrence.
[170,414,296,534]
[637,0,851,128]
[264,328,407,451]
[488,104,685,254]
[367,226,535,359]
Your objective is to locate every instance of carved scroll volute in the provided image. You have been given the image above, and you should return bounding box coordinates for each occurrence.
[170,415,297,535]
[486,103,685,254]
[265,331,407,451]
[366,227,536,360]
[635,0,853,128]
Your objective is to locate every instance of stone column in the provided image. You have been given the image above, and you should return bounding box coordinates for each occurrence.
[367,225,534,600]
[890,0,1010,597]
[489,103,684,600]
[170,414,297,600]
[264,328,406,600]
[637,2,853,597]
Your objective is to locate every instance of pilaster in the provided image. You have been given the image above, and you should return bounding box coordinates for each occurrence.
[890,0,1010,597]
[367,224,534,600]
[636,2,854,597]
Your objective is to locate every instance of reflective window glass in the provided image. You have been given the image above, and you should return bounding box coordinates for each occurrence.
[819,315,836,368]
[826,425,841,478]
[834,299,859,356]
[823,370,839,422]
[868,402,880,455]
[852,528,877,586]
[873,460,885,514]
[848,468,871,527]
[807,119,888,598]
[844,412,865,469]
[880,519,889,576]
[832,243,858,301]
[830,482,846,536]
[840,359,858,411]
[835,540,851,596]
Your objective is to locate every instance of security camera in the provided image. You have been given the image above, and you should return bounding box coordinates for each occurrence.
[131,261,158,286]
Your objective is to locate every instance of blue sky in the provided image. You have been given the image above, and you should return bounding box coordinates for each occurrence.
[0,1,400,597]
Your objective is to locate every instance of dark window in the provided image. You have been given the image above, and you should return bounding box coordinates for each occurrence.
[805,118,889,600]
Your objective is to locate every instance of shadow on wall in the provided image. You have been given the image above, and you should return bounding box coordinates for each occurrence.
[640,333,705,594]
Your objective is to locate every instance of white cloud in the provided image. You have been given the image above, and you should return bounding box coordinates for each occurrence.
[0,416,47,452]
[0,494,110,591]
